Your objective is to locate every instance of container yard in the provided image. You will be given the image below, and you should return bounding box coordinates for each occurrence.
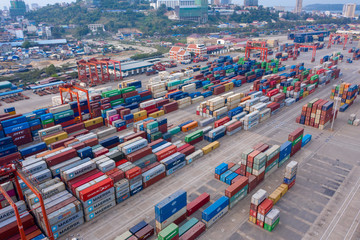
[0,41,360,240]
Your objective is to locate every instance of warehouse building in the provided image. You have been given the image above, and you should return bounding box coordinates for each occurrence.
[111,60,154,77]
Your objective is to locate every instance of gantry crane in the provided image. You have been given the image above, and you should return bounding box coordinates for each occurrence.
[246,40,267,48]
[59,84,93,122]
[293,44,317,62]
[245,46,268,61]
[77,58,122,86]
[0,164,55,240]
[327,33,349,50]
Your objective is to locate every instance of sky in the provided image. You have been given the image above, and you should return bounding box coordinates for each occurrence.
[0,0,357,10]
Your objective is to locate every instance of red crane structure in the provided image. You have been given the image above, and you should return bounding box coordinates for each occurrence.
[59,84,93,122]
[293,44,317,62]
[327,33,349,50]
[76,58,122,86]
[0,164,55,240]
[245,46,268,61]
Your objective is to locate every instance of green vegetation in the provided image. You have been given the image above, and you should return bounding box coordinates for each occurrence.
[131,51,163,60]
[0,65,69,84]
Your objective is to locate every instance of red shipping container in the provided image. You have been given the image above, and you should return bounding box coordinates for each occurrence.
[187,136,203,145]
[134,224,154,240]
[0,152,22,165]
[106,168,124,183]
[126,147,152,163]
[12,132,32,146]
[186,193,210,216]
[258,199,273,215]
[46,149,77,167]
[64,123,85,134]
[101,98,111,105]
[125,166,142,180]
[50,137,75,149]
[94,148,109,157]
[163,102,178,114]
[123,91,138,99]
[71,142,86,151]
[0,214,34,239]
[179,221,206,240]
[68,169,102,193]
[79,177,114,202]
[156,99,170,108]
[177,144,191,152]
[147,108,159,115]
[225,176,248,198]
[143,171,166,189]
[214,117,230,128]
[155,145,177,161]
[6,128,31,138]
[115,159,128,167]
[84,138,99,147]
[158,124,167,134]
[60,119,75,128]
[179,145,195,156]
[124,131,146,142]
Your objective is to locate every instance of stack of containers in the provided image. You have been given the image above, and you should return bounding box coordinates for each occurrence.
[155,190,187,233]
[0,198,45,239]
[50,104,75,128]
[288,128,304,156]
[264,145,280,177]
[268,183,288,205]
[225,176,248,208]
[0,136,20,165]
[157,223,179,240]
[25,178,84,239]
[283,161,298,189]
[249,189,273,228]
[264,208,280,232]
[2,115,32,146]
[202,196,229,228]
[125,220,154,239]
[330,83,358,112]
[297,98,335,129]
[278,141,292,167]
[205,126,226,142]
[0,181,18,209]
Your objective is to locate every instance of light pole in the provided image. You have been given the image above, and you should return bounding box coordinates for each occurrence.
[330,78,342,131]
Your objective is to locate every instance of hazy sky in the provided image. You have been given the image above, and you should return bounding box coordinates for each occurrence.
[0,0,357,10]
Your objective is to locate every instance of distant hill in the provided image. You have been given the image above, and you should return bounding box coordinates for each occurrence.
[304,4,360,11]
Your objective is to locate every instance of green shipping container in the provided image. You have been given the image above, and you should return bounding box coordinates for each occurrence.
[168,126,181,135]
[120,86,136,94]
[151,131,162,141]
[102,89,120,98]
[203,83,214,90]
[147,121,159,130]
[110,98,124,107]
[41,118,54,125]
[184,130,203,143]
[292,135,303,146]
[179,218,199,236]
[158,223,179,240]
[264,217,280,232]
[54,110,74,120]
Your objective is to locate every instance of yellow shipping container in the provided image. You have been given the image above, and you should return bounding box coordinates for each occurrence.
[303,91,309,98]
[279,184,288,195]
[84,117,103,128]
[43,132,68,145]
[8,111,16,115]
[224,82,234,92]
[249,215,257,224]
[268,189,282,204]
[134,110,147,119]
[202,141,220,155]
[149,110,165,118]
[134,115,147,122]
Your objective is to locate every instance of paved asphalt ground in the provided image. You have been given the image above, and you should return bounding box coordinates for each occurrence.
[2,40,360,240]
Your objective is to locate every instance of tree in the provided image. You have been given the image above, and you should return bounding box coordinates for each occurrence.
[21,40,32,49]
[46,64,57,76]
[74,26,90,39]
[156,4,167,16]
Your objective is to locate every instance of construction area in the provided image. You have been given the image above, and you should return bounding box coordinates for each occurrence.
[0,35,360,240]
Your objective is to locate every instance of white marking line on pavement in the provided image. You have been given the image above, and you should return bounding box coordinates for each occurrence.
[320,172,360,240]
